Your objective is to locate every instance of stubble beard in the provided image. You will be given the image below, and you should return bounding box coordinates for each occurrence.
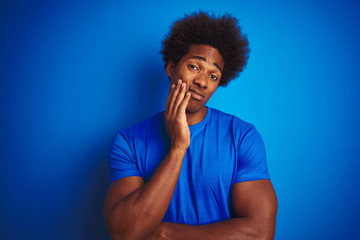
[185,99,207,115]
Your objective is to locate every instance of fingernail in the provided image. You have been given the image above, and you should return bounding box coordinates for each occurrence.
[181,83,185,88]
[177,79,181,85]
[171,84,175,89]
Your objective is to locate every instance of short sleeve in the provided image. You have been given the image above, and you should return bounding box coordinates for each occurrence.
[108,131,141,183]
[235,126,270,183]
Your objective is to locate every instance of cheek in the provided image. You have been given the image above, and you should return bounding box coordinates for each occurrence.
[170,66,183,82]
[171,67,192,84]
[207,87,218,98]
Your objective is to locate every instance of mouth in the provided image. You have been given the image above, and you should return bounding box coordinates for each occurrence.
[189,88,205,101]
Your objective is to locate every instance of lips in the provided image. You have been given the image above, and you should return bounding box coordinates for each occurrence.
[189,88,205,101]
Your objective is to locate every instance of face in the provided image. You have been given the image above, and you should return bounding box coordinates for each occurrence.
[166,44,224,114]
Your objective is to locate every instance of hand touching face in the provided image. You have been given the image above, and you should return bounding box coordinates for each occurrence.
[164,79,191,151]
[166,44,224,115]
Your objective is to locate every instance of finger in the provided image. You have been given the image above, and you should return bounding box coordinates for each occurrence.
[168,79,182,116]
[168,81,175,95]
[172,82,187,117]
[177,91,191,114]
[165,81,178,116]
[165,83,175,114]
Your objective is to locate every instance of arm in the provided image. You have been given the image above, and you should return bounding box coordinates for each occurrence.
[148,179,278,240]
[103,80,191,240]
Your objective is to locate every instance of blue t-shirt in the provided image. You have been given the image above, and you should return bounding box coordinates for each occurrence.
[108,107,270,225]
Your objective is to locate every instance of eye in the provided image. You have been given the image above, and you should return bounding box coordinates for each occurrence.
[188,64,198,70]
[210,74,218,80]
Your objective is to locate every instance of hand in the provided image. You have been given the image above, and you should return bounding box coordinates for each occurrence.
[164,79,191,152]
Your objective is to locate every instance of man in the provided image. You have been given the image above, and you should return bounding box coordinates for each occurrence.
[104,11,278,240]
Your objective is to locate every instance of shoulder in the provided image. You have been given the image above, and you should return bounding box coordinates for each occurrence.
[209,107,255,132]
[208,108,263,148]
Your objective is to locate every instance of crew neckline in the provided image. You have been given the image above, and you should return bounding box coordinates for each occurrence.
[160,107,212,131]
[188,106,212,130]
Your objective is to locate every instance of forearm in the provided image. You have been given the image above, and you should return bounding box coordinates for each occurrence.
[106,80,193,239]
[108,148,186,239]
[150,217,273,240]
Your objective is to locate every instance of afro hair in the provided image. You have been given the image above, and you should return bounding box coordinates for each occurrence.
[160,11,250,87]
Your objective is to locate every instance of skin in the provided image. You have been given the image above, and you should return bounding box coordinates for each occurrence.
[103,44,278,240]
[165,44,224,126]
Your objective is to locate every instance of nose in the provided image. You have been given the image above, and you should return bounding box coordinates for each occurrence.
[193,73,208,89]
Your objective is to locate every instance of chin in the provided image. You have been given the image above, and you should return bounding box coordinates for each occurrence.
[186,103,206,114]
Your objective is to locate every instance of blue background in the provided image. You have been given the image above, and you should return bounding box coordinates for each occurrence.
[1,0,359,239]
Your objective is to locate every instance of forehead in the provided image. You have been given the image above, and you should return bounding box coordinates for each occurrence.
[182,44,224,70]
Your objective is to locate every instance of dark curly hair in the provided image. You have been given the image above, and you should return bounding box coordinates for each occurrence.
[160,11,250,87]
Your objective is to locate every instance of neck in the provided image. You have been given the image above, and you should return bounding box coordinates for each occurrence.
[186,107,208,126]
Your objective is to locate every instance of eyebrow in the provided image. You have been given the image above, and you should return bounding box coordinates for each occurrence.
[190,56,223,73]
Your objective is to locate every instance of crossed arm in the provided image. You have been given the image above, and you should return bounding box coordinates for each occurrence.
[103,80,278,239]
[104,177,277,240]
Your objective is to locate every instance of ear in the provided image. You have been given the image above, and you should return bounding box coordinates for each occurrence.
[166,60,175,78]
